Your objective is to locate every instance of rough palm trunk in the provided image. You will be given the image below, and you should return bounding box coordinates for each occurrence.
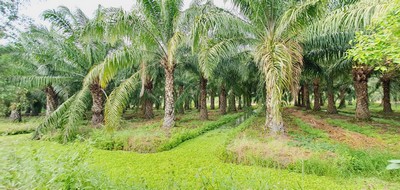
[45,85,58,116]
[219,84,227,115]
[326,77,337,114]
[228,90,237,112]
[162,66,175,128]
[210,92,215,110]
[313,78,321,111]
[195,95,199,110]
[265,90,284,134]
[199,76,208,120]
[352,66,372,120]
[184,99,190,110]
[381,77,392,113]
[320,92,324,106]
[300,85,305,107]
[9,104,21,122]
[338,87,346,109]
[90,81,104,127]
[177,85,185,114]
[143,79,154,119]
[238,96,242,110]
[304,83,311,110]
[296,89,301,107]
[246,95,252,107]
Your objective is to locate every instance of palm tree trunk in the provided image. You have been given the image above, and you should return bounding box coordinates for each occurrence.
[45,85,58,116]
[143,79,154,118]
[238,95,242,110]
[219,84,227,115]
[210,92,215,110]
[89,81,104,127]
[177,85,185,114]
[246,94,252,107]
[228,90,237,112]
[313,78,321,111]
[320,92,324,106]
[304,83,311,110]
[199,76,208,120]
[381,76,392,113]
[352,66,372,120]
[265,90,284,134]
[195,95,200,111]
[300,85,305,107]
[338,87,346,109]
[326,76,337,114]
[184,99,190,110]
[9,103,22,122]
[162,66,175,128]
[295,89,301,107]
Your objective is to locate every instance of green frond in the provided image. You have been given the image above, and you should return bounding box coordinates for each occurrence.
[98,47,140,87]
[33,94,77,140]
[277,0,323,38]
[42,8,73,35]
[104,72,141,130]
[63,86,91,142]
[167,32,183,67]
[199,37,249,78]
[12,76,75,88]
[308,0,393,36]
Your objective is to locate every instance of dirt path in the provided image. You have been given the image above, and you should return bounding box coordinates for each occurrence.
[286,108,385,149]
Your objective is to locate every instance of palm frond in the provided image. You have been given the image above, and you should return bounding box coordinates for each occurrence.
[104,72,141,130]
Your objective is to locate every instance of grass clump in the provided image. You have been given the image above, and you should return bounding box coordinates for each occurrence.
[0,117,42,135]
[0,138,139,189]
[222,112,400,184]
[90,112,243,152]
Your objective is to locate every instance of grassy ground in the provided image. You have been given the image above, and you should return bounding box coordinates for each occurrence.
[90,109,243,152]
[224,108,400,189]
[1,106,399,189]
[0,117,42,135]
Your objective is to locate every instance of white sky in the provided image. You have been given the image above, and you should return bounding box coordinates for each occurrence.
[19,0,235,26]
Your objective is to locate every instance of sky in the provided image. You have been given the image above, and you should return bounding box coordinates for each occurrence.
[19,0,235,26]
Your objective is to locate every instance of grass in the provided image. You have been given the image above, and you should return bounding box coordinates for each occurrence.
[326,118,400,151]
[0,127,364,189]
[90,110,243,152]
[2,108,400,189]
[222,110,400,186]
[0,117,42,135]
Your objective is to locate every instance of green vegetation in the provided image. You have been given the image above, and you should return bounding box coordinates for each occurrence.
[90,111,243,152]
[223,111,400,185]
[0,117,42,135]
[1,0,400,189]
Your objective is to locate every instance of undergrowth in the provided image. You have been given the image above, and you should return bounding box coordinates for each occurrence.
[222,113,400,183]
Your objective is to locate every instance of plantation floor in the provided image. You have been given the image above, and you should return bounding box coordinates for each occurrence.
[2,114,399,189]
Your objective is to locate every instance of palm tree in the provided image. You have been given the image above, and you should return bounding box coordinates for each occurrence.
[230,0,322,133]
[30,7,118,141]
[304,0,394,119]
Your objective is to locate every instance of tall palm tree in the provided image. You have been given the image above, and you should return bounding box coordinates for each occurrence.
[230,0,322,133]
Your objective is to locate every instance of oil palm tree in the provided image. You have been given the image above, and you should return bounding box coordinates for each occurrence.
[304,0,395,119]
[31,7,117,141]
[229,0,322,133]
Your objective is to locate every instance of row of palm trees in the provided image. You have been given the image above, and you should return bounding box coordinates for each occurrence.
[10,0,398,141]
